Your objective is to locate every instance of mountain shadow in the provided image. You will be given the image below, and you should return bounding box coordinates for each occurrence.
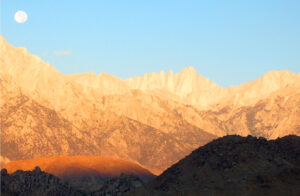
[131,135,300,196]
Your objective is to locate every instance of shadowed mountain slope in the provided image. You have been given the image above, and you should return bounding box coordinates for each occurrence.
[132,135,300,196]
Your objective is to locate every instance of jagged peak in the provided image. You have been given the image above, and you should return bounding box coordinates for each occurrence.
[179,66,197,75]
[167,70,173,75]
[99,72,124,81]
[261,70,296,79]
[81,72,97,77]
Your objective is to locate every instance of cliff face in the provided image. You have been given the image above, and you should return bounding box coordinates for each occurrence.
[1,34,299,174]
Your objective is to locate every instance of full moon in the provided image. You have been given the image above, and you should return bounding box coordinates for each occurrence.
[14,11,28,23]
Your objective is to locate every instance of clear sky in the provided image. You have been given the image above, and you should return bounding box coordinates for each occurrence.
[1,0,300,87]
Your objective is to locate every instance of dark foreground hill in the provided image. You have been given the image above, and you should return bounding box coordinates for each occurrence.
[1,167,146,196]
[131,135,300,196]
[1,135,300,196]
[1,166,81,196]
[90,173,144,196]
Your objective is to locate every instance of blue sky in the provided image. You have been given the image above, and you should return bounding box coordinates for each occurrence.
[1,0,300,87]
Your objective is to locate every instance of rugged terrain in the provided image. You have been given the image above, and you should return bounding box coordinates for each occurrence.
[1,167,81,196]
[90,173,145,196]
[132,135,300,196]
[1,34,300,174]
[2,135,299,196]
[1,167,147,196]
[2,156,154,191]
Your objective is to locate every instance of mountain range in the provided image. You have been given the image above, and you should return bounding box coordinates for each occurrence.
[0,34,299,174]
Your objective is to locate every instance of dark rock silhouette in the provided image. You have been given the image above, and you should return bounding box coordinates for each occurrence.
[2,135,300,195]
[2,156,155,192]
[131,135,300,195]
[89,173,144,196]
[1,166,80,196]
[1,168,147,196]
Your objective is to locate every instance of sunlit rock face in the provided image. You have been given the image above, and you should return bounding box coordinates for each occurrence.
[0,34,299,174]
[125,66,225,109]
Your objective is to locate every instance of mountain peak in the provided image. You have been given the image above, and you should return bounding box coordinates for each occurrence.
[258,70,297,88]
[167,70,173,75]
[0,35,28,55]
[179,66,197,75]
[261,70,296,79]
[99,72,119,79]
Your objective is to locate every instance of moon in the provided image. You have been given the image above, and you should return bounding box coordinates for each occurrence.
[14,11,28,23]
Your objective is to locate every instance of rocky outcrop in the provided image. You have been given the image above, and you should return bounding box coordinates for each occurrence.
[1,167,80,196]
[1,168,147,196]
[90,173,144,196]
[132,135,300,195]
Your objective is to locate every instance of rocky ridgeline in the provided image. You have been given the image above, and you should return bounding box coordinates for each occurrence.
[1,166,80,196]
[132,135,300,195]
[89,173,144,196]
[1,167,146,196]
[1,135,300,196]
